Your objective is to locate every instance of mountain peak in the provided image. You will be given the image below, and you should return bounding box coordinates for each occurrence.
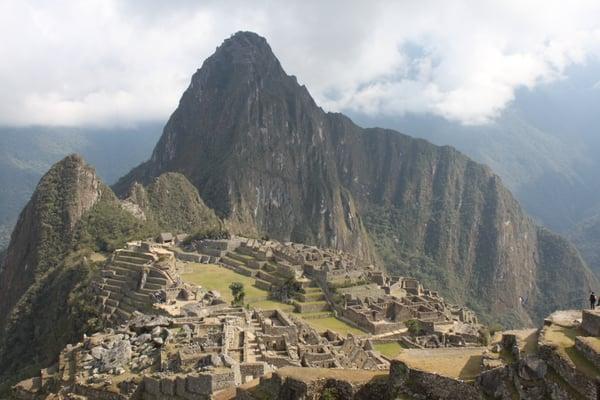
[191,31,285,88]
[216,31,275,62]
[225,31,271,50]
[0,153,105,328]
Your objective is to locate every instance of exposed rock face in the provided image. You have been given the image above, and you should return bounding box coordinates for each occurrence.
[0,154,103,328]
[114,32,372,261]
[114,31,596,326]
[570,213,600,276]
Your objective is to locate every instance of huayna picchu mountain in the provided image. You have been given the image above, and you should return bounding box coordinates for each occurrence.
[114,31,597,327]
[0,155,222,390]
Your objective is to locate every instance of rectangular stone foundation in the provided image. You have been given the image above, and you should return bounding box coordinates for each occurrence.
[582,310,600,336]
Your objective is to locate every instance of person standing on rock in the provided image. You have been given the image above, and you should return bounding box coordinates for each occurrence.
[590,292,597,310]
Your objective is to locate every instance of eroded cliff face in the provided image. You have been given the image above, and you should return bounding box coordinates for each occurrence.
[115,32,596,325]
[0,154,104,328]
[570,214,600,277]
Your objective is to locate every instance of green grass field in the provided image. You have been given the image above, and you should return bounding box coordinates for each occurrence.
[304,317,365,336]
[181,262,274,304]
[374,342,404,358]
[180,262,366,336]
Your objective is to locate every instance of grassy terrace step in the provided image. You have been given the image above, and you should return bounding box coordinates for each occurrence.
[120,295,148,309]
[102,283,124,293]
[295,291,325,302]
[293,300,330,313]
[107,291,123,301]
[302,286,323,293]
[137,287,157,296]
[145,276,168,285]
[262,263,278,273]
[106,265,139,277]
[254,279,272,291]
[104,277,131,288]
[127,291,151,302]
[118,299,144,313]
[143,282,164,291]
[228,251,254,264]
[114,308,132,321]
[543,322,600,380]
[297,311,334,320]
[221,257,258,277]
[256,270,286,286]
[116,251,155,261]
[112,260,146,270]
[104,298,119,308]
[221,255,245,268]
[115,254,150,265]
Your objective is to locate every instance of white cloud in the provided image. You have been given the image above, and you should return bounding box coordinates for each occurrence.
[0,0,599,126]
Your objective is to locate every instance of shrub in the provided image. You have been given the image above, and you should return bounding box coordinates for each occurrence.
[229,282,245,306]
[405,319,423,336]
[183,227,230,244]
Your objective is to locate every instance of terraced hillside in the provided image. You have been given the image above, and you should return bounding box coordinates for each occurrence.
[96,249,174,322]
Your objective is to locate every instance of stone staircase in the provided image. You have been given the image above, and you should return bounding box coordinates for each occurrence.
[96,249,172,322]
[245,319,264,363]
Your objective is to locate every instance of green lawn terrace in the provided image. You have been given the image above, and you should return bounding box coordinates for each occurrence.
[173,235,484,346]
[178,262,365,337]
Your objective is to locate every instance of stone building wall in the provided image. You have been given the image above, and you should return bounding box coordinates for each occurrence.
[575,336,600,370]
[538,343,599,400]
[582,310,600,336]
[386,360,482,400]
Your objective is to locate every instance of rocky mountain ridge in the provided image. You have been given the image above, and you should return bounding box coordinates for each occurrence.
[115,31,597,326]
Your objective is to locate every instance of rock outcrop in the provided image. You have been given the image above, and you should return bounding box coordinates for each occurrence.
[115,31,596,326]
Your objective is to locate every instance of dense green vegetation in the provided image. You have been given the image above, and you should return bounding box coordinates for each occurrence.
[75,192,158,252]
[0,251,104,394]
[0,184,156,393]
[363,204,462,304]
[124,172,223,236]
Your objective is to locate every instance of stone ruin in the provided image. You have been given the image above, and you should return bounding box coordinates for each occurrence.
[92,241,214,323]
[12,234,494,400]
[13,308,389,400]
[339,273,480,345]
[179,235,484,346]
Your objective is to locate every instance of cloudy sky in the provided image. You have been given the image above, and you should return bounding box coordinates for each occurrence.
[1,0,600,127]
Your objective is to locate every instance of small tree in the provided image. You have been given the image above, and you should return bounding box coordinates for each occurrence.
[478,326,492,346]
[229,282,245,306]
[405,319,423,336]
